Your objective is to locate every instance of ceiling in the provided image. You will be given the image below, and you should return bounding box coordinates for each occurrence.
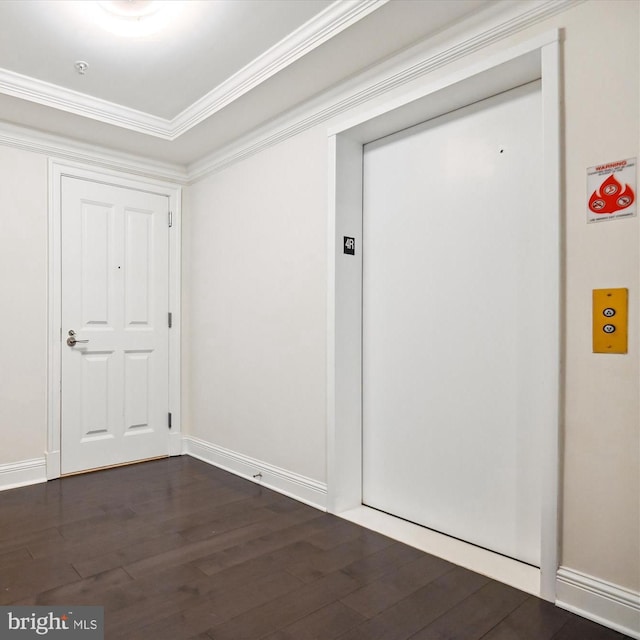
[0,0,494,168]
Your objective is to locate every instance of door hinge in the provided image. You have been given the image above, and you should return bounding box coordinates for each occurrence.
[168,412,172,429]
[168,312,172,328]
[168,210,173,227]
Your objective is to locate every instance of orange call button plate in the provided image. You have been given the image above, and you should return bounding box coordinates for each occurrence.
[593,288,628,354]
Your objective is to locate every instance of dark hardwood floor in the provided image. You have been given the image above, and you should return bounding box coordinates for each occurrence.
[0,457,631,639]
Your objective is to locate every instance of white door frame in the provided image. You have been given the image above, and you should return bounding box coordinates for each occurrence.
[327,31,561,601]
[47,160,182,479]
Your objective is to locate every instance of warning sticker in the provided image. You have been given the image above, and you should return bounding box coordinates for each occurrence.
[587,158,636,223]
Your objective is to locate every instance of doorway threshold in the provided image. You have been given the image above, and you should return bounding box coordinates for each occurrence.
[337,505,540,597]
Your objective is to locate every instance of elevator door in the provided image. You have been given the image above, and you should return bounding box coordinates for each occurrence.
[362,81,547,565]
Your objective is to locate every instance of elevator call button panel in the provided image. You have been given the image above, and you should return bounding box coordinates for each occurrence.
[593,288,628,354]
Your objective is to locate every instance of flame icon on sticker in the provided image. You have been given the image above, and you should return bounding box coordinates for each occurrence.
[589,173,635,214]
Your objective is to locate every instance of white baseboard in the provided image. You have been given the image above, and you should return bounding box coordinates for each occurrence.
[0,458,47,491]
[557,566,640,639]
[182,436,327,511]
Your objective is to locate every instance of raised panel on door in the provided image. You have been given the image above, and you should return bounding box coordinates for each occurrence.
[80,351,113,439]
[124,350,152,434]
[61,177,170,475]
[124,207,153,328]
[80,201,114,328]
[362,81,548,566]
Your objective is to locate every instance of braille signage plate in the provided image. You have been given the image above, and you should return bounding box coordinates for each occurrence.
[344,236,355,255]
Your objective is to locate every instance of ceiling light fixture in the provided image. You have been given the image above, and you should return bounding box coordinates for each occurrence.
[98,1,161,19]
[91,0,183,37]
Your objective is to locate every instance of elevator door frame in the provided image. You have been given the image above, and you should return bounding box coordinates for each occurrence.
[326,31,561,602]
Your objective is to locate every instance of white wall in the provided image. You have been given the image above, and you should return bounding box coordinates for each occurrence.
[184,127,328,482]
[559,0,639,594]
[0,146,47,465]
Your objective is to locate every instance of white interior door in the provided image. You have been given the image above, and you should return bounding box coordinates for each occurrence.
[362,81,549,566]
[61,177,170,474]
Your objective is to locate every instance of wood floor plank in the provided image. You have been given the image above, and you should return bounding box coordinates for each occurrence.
[0,546,32,570]
[406,580,529,640]
[261,504,328,532]
[284,530,396,584]
[336,566,490,640]
[0,527,64,556]
[550,616,631,640]
[206,570,360,640]
[262,601,366,640]
[480,596,572,640]
[340,541,425,585]
[92,563,208,622]
[27,494,283,565]
[33,567,133,606]
[121,570,304,640]
[194,514,343,576]
[0,557,81,605]
[341,553,455,618]
[104,541,326,637]
[0,497,111,540]
[305,518,372,551]
[56,506,139,540]
[128,484,253,518]
[178,501,285,543]
[123,522,276,579]
[106,539,330,637]
[28,521,170,563]
[0,457,630,640]
[73,531,190,578]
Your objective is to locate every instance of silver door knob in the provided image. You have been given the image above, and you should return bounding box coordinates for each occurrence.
[67,329,89,347]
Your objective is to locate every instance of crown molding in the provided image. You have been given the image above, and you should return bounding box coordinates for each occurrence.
[0,0,387,141]
[0,0,578,181]
[171,0,388,137]
[0,68,174,139]
[187,0,579,183]
[0,121,187,183]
